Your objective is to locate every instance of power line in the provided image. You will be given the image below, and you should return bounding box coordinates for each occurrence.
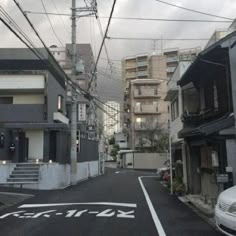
[99,16,232,23]
[40,0,65,47]
[50,0,70,34]
[155,0,234,21]
[24,11,233,23]
[107,36,210,41]
[87,0,117,91]
[13,0,93,100]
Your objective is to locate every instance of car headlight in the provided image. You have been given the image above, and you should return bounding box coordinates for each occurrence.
[228,203,236,214]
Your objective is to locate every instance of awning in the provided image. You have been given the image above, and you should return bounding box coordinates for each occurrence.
[178,113,234,138]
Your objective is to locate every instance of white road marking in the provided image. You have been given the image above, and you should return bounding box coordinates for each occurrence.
[56,213,63,216]
[19,202,137,209]
[138,176,166,236]
[115,171,120,174]
[117,210,135,219]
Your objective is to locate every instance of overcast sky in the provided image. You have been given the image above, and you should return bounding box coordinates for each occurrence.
[1,0,236,101]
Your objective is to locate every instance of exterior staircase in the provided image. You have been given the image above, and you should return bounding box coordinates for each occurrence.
[7,163,40,184]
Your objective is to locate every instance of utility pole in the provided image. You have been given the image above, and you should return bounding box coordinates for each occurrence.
[70,0,77,185]
[70,0,98,184]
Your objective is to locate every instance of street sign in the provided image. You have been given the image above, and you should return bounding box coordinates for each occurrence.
[78,104,86,121]
[216,174,229,183]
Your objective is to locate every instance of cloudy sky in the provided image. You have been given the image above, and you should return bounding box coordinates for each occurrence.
[1,0,236,101]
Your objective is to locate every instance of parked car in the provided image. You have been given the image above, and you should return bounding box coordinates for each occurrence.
[215,185,236,236]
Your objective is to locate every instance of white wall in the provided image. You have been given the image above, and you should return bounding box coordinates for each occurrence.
[0,164,16,183]
[13,95,44,104]
[0,161,99,190]
[132,153,167,170]
[25,130,44,160]
[0,75,45,90]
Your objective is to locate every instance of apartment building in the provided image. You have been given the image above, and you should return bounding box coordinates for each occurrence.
[122,54,168,150]
[103,101,120,137]
[164,47,201,80]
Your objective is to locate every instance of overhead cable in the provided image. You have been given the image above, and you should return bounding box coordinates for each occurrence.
[155,0,234,20]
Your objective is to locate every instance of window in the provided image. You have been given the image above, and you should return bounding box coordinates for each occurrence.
[0,97,13,104]
[57,95,63,112]
[171,98,179,121]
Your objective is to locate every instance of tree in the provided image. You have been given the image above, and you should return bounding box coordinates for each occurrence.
[110,144,120,160]
[108,137,115,145]
[135,118,168,153]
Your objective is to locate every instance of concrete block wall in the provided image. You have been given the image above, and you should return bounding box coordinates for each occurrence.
[0,161,99,190]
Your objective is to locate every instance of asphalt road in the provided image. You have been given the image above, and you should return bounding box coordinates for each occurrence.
[0,168,222,236]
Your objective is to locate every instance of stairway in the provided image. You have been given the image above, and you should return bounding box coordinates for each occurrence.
[7,163,40,184]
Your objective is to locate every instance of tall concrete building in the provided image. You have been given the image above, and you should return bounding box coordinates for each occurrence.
[103,101,120,137]
[164,47,201,80]
[122,54,168,150]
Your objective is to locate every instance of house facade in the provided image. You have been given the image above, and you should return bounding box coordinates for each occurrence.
[0,48,69,164]
[178,32,236,205]
[0,48,100,189]
[165,61,192,190]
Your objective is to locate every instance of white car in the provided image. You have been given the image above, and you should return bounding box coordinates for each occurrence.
[215,186,236,236]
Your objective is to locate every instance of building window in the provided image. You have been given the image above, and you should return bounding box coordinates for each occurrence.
[0,97,13,104]
[171,98,179,121]
[57,95,63,112]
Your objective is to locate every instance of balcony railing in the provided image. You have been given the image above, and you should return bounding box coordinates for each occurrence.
[166,56,178,63]
[166,67,176,73]
[181,108,222,126]
[134,89,161,98]
[135,123,156,130]
[126,72,136,78]
[0,104,45,122]
[134,104,159,114]
[137,71,149,77]
[137,61,148,67]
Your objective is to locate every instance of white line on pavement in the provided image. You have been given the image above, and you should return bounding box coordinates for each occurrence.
[138,176,166,236]
[19,202,137,209]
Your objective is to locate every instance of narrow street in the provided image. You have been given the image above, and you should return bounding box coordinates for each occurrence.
[0,168,222,236]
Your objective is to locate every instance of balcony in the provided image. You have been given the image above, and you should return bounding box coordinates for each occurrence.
[181,108,222,126]
[0,104,45,122]
[137,71,149,77]
[134,88,161,98]
[125,63,136,69]
[135,123,156,131]
[126,72,136,79]
[166,56,178,63]
[134,104,159,114]
[137,61,148,67]
[166,67,176,73]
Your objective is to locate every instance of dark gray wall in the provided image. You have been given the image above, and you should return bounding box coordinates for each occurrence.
[77,138,99,163]
[56,131,70,164]
[0,104,45,122]
[47,72,67,122]
[0,128,11,160]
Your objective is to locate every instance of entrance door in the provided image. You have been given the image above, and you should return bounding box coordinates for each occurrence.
[49,131,57,162]
[18,132,27,162]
